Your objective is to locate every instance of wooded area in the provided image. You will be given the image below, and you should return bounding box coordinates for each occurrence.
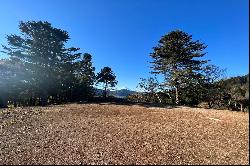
[0,21,249,111]
[0,21,118,108]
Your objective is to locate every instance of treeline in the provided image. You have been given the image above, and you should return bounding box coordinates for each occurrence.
[218,74,249,111]
[0,21,117,108]
[127,30,249,111]
[0,21,248,111]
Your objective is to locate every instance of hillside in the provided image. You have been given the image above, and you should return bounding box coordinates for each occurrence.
[220,74,249,100]
[1,103,248,165]
[221,74,249,91]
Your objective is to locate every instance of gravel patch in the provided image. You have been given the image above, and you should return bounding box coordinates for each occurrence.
[0,103,249,165]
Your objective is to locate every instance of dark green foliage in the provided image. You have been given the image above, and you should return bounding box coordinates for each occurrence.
[0,22,247,112]
[150,30,208,105]
[75,53,96,100]
[0,59,28,107]
[218,74,249,111]
[245,76,249,99]
[135,29,246,110]
[1,21,80,105]
[0,21,96,107]
[192,64,226,107]
[96,67,118,98]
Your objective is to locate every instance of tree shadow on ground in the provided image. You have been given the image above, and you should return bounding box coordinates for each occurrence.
[77,97,177,110]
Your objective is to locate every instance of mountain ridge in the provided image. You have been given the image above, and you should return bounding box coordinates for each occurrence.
[94,88,137,98]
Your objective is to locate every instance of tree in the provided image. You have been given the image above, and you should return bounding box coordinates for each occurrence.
[75,53,96,100]
[137,77,161,103]
[0,59,13,108]
[245,76,249,100]
[96,67,117,98]
[192,64,227,107]
[137,77,159,93]
[218,74,249,111]
[0,59,27,107]
[2,21,81,106]
[150,30,208,105]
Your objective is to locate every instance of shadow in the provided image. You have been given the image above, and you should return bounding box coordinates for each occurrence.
[77,97,176,110]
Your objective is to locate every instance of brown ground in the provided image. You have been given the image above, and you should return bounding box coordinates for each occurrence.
[0,103,249,165]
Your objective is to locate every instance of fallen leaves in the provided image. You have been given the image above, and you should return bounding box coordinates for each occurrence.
[0,103,249,165]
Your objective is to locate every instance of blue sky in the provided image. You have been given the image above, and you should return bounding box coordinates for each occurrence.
[0,0,249,90]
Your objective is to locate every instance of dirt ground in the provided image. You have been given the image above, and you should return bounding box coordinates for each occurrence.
[0,103,249,165]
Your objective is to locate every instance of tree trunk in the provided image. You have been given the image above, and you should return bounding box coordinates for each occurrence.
[208,101,213,108]
[104,82,108,99]
[227,99,231,109]
[156,93,162,103]
[175,86,179,105]
[240,103,243,112]
[173,65,179,105]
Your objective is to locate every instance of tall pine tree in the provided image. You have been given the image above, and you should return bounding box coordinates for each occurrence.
[150,30,207,105]
[2,21,80,105]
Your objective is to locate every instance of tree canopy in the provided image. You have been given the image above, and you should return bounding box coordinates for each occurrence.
[96,67,118,98]
[150,30,210,105]
[0,21,97,107]
[0,21,248,111]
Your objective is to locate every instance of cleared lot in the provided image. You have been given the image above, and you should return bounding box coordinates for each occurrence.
[0,103,249,165]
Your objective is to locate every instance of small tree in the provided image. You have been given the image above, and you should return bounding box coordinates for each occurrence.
[96,67,117,98]
[137,77,159,103]
[138,77,159,93]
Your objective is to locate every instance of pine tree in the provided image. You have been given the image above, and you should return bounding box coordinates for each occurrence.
[75,53,96,100]
[2,21,80,105]
[150,30,207,105]
[96,67,117,98]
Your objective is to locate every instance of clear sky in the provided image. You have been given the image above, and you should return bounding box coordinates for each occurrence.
[0,0,249,90]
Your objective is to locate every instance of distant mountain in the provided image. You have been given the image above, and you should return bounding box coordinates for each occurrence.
[94,88,136,98]
[109,89,137,98]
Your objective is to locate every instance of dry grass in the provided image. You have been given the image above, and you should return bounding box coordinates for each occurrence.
[0,103,249,165]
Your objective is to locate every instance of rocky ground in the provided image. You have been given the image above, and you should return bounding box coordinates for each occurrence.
[0,103,249,165]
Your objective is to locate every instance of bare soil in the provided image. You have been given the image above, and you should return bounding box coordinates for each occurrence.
[0,103,249,165]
